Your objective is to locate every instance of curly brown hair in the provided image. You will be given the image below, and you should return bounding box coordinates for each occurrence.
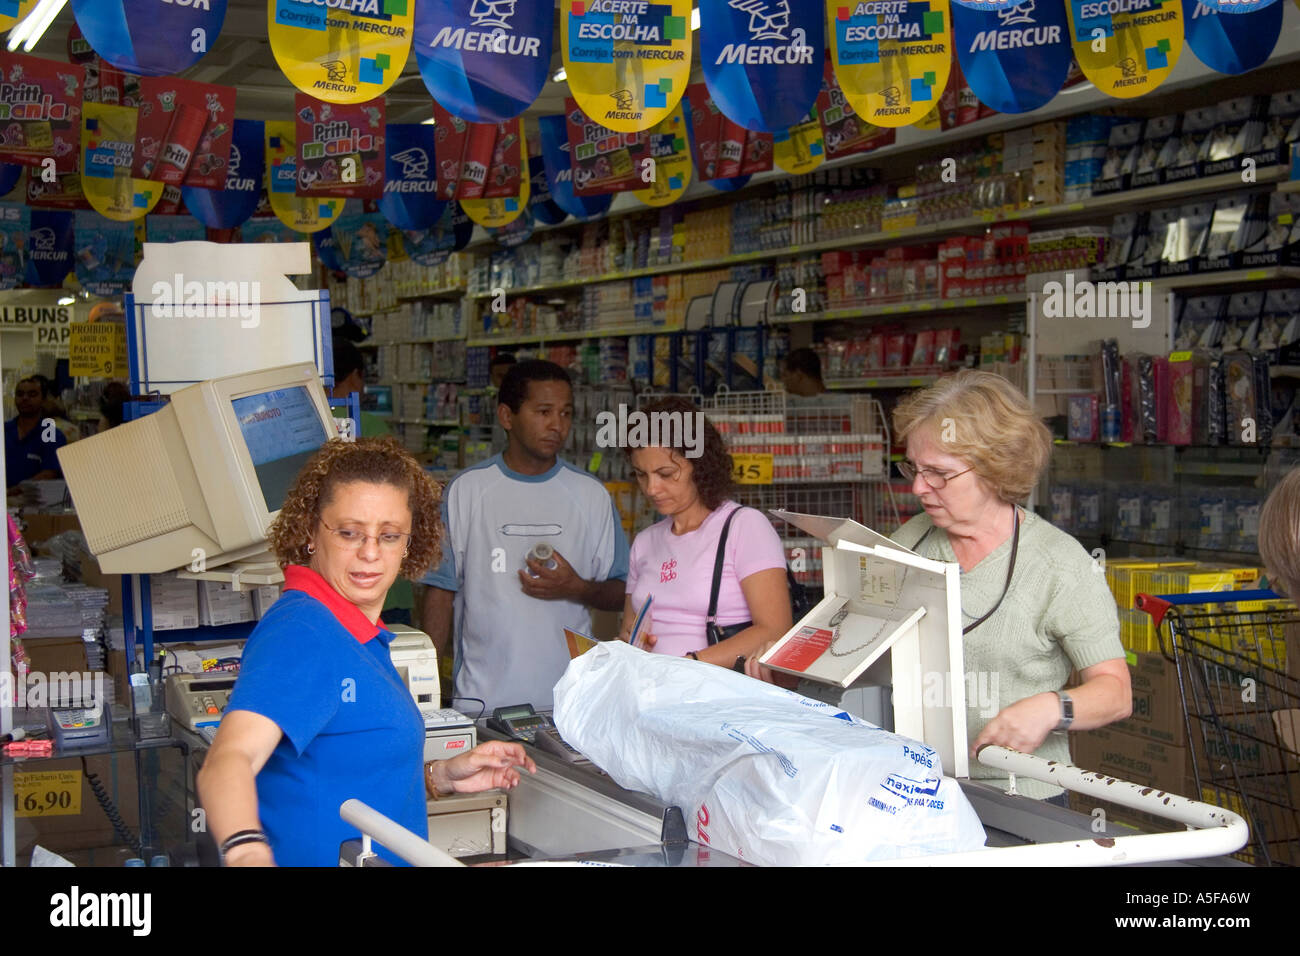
[627,397,734,511]
[267,436,443,580]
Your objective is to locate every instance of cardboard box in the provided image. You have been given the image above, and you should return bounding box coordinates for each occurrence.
[19,511,81,545]
[252,585,282,619]
[1110,651,1186,747]
[12,754,140,858]
[21,636,90,676]
[145,573,200,631]
[1070,725,1196,797]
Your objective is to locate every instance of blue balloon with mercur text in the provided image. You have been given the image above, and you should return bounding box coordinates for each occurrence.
[528,154,568,226]
[380,124,447,230]
[71,0,228,76]
[25,209,73,289]
[400,203,475,266]
[952,0,1072,113]
[699,0,823,133]
[415,0,553,123]
[538,114,613,221]
[184,119,264,230]
[1182,0,1281,74]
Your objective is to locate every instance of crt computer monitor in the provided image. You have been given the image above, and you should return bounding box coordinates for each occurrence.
[59,363,338,574]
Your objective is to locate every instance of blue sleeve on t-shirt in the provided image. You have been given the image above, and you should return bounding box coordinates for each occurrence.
[226,599,345,755]
[608,499,629,582]
[420,495,458,590]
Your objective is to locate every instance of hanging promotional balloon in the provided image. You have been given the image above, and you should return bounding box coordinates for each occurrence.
[951,0,1072,113]
[828,0,953,128]
[774,108,825,174]
[1065,0,1182,98]
[70,0,226,77]
[74,210,136,295]
[0,201,28,289]
[562,0,693,133]
[183,118,264,230]
[400,203,474,266]
[482,117,524,199]
[537,113,613,219]
[0,54,84,172]
[331,200,390,277]
[145,214,206,243]
[0,162,21,197]
[314,226,344,272]
[266,120,343,233]
[633,102,691,207]
[268,0,414,104]
[380,123,445,229]
[241,216,302,244]
[0,1,38,34]
[26,208,74,287]
[27,169,90,210]
[681,86,750,189]
[489,208,535,247]
[1182,0,1281,74]
[460,126,529,228]
[699,0,823,133]
[415,0,553,123]
[527,154,568,226]
[81,102,162,221]
[815,55,895,156]
[1197,0,1278,9]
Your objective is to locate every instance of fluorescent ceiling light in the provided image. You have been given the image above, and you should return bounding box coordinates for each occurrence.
[58,295,75,305]
[691,8,700,29]
[421,116,437,125]
[553,67,567,82]
[7,0,67,53]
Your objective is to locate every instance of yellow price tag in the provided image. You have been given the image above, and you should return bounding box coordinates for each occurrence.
[13,770,82,818]
[588,451,603,473]
[1280,213,1294,225]
[1169,350,1193,362]
[732,453,773,485]
[1125,650,1138,668]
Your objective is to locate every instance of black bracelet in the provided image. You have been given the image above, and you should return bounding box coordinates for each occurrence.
[732,656,747,673]
[220,829,269,858]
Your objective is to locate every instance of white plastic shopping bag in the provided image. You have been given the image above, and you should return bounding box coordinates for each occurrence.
[553,641,987,865]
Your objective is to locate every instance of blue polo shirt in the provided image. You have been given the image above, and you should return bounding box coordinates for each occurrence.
[5,417,66,487]
[225,565,426,867]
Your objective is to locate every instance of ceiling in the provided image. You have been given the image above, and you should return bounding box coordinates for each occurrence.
[24,0,709,126]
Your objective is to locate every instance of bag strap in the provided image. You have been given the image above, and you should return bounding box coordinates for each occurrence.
[707,507,742,626]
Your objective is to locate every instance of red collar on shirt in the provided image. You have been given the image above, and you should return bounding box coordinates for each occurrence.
[281,565,386,644]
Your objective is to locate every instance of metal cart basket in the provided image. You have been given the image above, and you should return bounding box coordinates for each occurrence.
[1135,590,1300,866]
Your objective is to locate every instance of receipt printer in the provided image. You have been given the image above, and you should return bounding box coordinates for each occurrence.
[387,626,476,761]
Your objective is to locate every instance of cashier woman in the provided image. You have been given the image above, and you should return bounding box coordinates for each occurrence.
[752,370,1131,803]
[198,437,535,866]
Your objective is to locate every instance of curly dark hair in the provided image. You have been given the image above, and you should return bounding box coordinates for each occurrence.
[267,436,443,580]
[626,397,734,511]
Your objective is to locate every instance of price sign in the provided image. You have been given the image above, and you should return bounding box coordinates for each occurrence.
[68,322,127,378]
[732,453,773,485]
[13,770,82,817]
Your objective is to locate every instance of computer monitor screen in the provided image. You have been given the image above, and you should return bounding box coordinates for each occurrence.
[232,386,332,512]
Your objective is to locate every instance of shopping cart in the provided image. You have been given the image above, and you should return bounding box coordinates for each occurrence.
[1135,590,1300,867]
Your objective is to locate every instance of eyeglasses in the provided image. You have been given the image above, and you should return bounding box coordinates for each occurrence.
[898,460,974,490]
[319,519,412,551]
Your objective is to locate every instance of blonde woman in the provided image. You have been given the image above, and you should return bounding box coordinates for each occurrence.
[889,370,1131,803]
[1259,467,1300,598]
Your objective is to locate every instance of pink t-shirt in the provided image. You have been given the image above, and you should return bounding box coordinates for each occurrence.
[626,501,788,658]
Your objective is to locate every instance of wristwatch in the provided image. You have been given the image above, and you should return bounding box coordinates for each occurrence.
[1054,691,1074,731]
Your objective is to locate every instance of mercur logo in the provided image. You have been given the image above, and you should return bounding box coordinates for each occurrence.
[387,147,437,193]
[430,0,544,56]
[969,1,1060,51]
[1038,275,1153,328]
[715,1,814,66]
[150,274,262,329]
[595,404,705,458]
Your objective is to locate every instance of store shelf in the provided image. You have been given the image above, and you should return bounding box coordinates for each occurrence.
[361,335,468,345]
[467,324,672,347]
[1278,179,1300,194]
[1271,365,1300,378]
[826,374,940,390]
[465,167,1291,298]
[1174,462,1265,477]
[784,293,1025,325]
[389,418,461,427]
[1151,266,1300,291]
[395,286,467,300]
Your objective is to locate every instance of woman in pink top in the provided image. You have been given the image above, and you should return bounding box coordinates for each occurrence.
[619,398,792,668]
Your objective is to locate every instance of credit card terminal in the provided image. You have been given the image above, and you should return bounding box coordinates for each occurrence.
[535,726,591,766]
[48,699,111,748]
[487,704,555,744]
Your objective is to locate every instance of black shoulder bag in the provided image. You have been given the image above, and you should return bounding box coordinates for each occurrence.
[705,507,811,646]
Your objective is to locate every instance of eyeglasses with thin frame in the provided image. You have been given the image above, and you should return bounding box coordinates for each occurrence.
[898,460,974,490]
[318,519,412,551]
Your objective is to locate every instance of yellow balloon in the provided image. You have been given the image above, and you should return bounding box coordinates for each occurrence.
[0,1,38,33]
[81,103,162,222]
[267,0,414,104]
[265,120,344,233]
[775,110,826,176]
[1066,0,1183,99]
[634,103,691,207]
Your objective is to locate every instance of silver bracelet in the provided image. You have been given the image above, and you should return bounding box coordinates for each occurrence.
[220,829,270,860]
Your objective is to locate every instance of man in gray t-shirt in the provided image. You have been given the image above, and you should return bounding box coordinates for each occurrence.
[420,361,628,713]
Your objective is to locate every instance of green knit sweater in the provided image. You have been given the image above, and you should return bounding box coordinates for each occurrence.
[891,508,1124,799]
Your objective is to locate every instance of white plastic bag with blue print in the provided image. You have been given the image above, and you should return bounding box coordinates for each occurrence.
[552,641,987,866]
